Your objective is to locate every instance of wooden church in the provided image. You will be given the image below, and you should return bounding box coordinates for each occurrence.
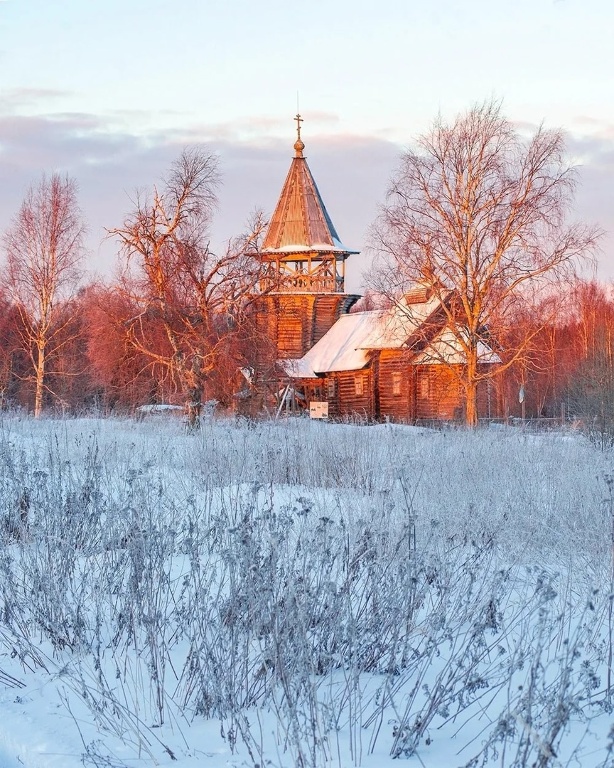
[253,117,501,423]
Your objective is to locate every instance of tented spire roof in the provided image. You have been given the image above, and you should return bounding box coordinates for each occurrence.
[262,116,357,256]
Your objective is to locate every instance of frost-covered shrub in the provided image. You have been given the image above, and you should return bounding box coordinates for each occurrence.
[0,415,612,766]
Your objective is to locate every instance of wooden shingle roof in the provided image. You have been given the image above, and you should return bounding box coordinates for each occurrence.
[262,117,357,256]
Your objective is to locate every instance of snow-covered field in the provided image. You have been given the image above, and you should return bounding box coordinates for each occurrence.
[0,414,613,767]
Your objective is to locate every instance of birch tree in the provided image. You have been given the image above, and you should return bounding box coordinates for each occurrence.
[2,174,85,417]
[371,100,599,426]
[109,147,266,427]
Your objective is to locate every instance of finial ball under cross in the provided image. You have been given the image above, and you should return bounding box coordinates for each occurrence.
[293,113,305,157]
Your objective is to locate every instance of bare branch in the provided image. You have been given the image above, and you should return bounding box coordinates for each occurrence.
[2,173,86,416]
[108,148,266,426]
[369,99,601,425]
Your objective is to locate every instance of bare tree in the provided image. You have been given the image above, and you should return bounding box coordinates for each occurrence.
[370,100,600,426]
[563,280,614,446]
[0,289,21,409]
[109,147,267,427]
[2,174,86,417]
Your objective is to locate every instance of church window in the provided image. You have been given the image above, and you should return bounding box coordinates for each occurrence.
[355,375,367,396]
[392,371,402,396]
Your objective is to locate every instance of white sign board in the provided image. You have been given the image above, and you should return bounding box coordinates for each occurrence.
[309,401,329,419]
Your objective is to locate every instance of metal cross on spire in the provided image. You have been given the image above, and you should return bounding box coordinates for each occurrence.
[294,113,303,140]
[293,113,305,157]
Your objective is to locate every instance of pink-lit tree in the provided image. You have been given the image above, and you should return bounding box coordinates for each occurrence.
[371,100,599,426]
[3,174,86,417]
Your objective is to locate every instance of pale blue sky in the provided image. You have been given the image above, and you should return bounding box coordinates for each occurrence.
[1,0,613,291]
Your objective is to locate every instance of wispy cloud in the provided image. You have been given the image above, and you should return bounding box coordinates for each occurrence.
[1,109,613,290]
[0,88,71,111]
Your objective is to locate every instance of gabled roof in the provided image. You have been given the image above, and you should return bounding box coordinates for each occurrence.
[284,311,385,377]
[412,329,501,365]
[282,289,500,377]
[284,294,443,377]
[262,120,357,256]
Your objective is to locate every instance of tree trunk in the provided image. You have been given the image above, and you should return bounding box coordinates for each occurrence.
[186,385,202,430]
[34,341,45,418]
[465,348,479,427]
[465,380,478,427]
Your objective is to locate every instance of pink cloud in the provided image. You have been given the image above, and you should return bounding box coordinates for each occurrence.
[1,110,613,293]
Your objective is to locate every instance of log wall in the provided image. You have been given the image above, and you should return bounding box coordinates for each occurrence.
[255,294,359,359]
[376,350,415,422]
[333,370,373,420]
[299,362,501,423]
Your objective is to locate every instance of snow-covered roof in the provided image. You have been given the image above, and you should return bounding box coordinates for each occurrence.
[282,290,500,376]
[265,241,355,254]
[412,328,502,365]
[283,312,383,377]
[283,297,443,377]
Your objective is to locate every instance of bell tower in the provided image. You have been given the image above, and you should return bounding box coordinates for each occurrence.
[257,116,360,358]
